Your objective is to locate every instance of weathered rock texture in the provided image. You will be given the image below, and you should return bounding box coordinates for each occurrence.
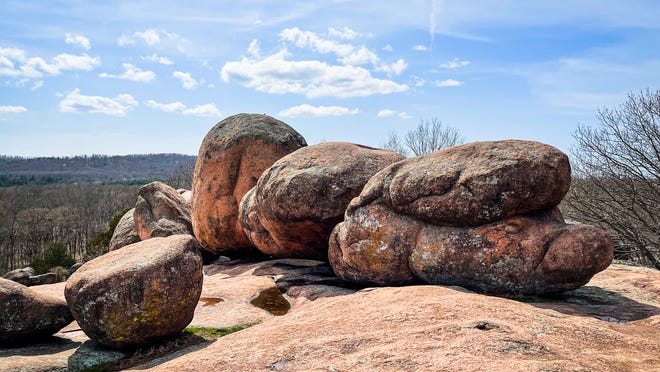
[129,264,660,372]
[240,142,404,260]
[192,114,307,255]
[329,140,614,295]
[65,235,203,348]
[134,182,193,240]
[109,208,140,251]
[3,267,34,285]
[2,264,658,371]
[0,277,73,344]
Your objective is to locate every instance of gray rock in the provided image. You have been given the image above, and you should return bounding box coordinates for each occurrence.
[109,208,140,251]
[0,277,73,344]
[3,267,35,285]
[134,182,193,240]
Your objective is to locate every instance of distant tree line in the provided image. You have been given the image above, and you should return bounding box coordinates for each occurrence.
[0,183,140,274]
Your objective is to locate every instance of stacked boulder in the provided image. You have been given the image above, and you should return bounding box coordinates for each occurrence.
[134,181,193,240]
[65,234,203,348]
[0,277,73,344]
[109,182,192,251]
[329,140,614,295]
[191,114,307,256]
[240,142,404,260]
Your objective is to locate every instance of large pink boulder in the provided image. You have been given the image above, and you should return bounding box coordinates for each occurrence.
[329,140,614,295]
[192,114,307,255]
[239,142,404,260]
[65,235,203,348]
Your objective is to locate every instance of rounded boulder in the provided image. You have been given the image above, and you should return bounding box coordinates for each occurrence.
[192,114,307,255]
[240,142,404,260]
[134,182,193,240]
[1,277,73,344]
[109,208,140,251]
[65,234,203,348]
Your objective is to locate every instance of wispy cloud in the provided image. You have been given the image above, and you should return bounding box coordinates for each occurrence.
[413,45,427,51]
[99,63,155,83]
[434,79,463,87]
[377,109,412,119]
[117,29,190,54]
[382,44,393,52]
[142,53,173,65]
[59,89,138,116]
[440,58,470,69]
[172,71,198,89]
[145,99,222,117]
[0,105,28,113]
[278,104,359,118]
[65,33,91,50]
[30,80,43,91]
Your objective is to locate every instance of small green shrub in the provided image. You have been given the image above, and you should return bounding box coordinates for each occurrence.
[184,324,252,338]
[32,243,76,274]
[86,207,131,259]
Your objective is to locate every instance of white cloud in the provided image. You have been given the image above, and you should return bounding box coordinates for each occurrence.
[117,29,190,54]
[65,33,91,50]
[434,79,463,87]
[31,80,43,91]
[145,99,222,117]
[0,105,27,113]
[278,104,359,118]
[99,63,155,83]
[59,88,138,116]
[247,39,261,58]
[279,27,404,74]
[181,103,222,117]
[328,27,359,40]
[376,109,412,119]
[382,44,393,52]
[413,45,428,51]
[142,53,173,65]
[134,29,160,46]
[172,71,198,89]
[221,44,408,98]
[411,75,426,87]
[0,47,100,79]
[441,58,471,69]
[376,58,408,75]
[377,109,396,118]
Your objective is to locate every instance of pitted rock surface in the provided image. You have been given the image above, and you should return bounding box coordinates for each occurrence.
[65,235,203,348]
[192,114,307,255]
[329,140,613,295]
[0,277,73,344]
[240,142,404,260]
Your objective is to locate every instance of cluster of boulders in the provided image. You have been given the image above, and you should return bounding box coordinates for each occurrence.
[328,141,614,295]
[1,113,615,350]
[2,267,58,286]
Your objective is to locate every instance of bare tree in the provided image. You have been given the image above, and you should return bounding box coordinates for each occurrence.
[382,118,463,156]
[166,157,197,190]
[563,89,659,269]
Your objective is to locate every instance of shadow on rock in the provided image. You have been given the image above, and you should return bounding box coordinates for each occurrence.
[0,335,82,355]
[68,333,209,372]
[532,286,660,322]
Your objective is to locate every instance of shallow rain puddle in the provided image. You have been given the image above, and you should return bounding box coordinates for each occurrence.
[199,297,224,306]
[250,287,291,316]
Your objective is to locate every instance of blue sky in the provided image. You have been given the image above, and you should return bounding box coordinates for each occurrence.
[1,0,659,157]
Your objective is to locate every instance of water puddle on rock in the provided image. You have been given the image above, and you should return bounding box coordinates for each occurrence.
[199,297,224,306]
[250,287,291,316]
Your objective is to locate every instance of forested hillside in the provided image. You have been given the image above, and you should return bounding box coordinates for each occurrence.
[0,153,197,274]
[0,154,196,186]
